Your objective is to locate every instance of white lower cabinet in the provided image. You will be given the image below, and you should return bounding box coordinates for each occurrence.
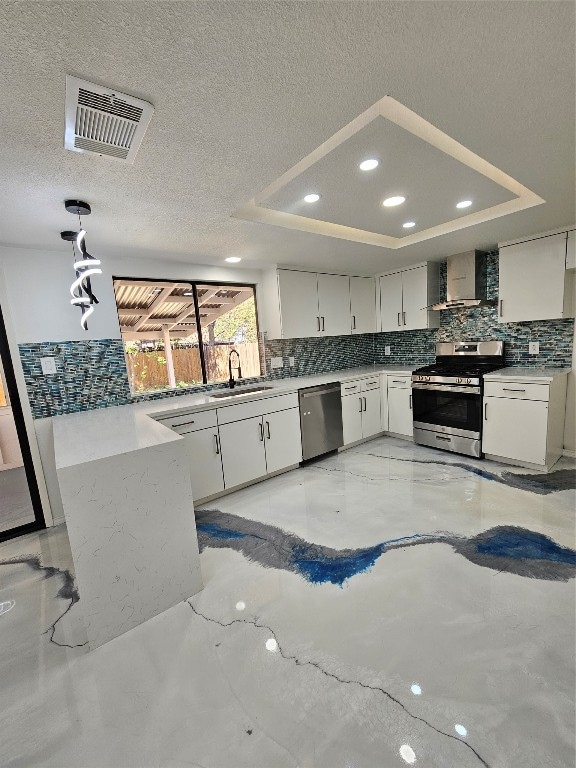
[387,378,413,438]
[482,375,567,469]
[218,416,268,489]
[342,393,363,445]
[362,388,382,439]
[482,397,548,466]
[262,408,302,474]
[218,407,302,491]
[341,378,383,446]
[181,427,224,501]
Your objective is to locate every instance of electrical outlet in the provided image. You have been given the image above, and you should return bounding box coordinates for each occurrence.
[288,356,295,367]
[529,342,539,355]
[40,357,57,375]
[385,345,391,356]
[270,356,283,369]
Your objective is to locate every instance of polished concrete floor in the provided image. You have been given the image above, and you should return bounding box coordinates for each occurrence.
[0,465,35,533]
[1,437,575,768]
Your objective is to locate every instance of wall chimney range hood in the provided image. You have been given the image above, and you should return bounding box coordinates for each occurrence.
[431,250,495,310]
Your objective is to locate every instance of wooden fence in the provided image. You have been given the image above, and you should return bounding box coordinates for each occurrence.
[125,343,261,392]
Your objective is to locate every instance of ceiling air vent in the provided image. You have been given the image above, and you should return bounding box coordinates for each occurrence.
[64,76,154,164]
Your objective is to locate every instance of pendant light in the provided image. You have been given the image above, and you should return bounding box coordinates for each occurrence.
[60,200,102,330]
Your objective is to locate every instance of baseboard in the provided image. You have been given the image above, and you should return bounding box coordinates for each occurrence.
[195,463,300,506]
[562,448,576,458]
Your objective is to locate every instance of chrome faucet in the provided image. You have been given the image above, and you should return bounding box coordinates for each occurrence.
[228,349,242,389]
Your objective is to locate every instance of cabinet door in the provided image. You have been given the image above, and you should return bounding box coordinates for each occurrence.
[317,274,351,336]
[361,388,382,439]
[387,386,414,437]
[263,408,302,474]
[482,397,548,465]
[263,408,302,473]
[379,273,404,331]
[218,416,267,489]
[341,394,363,445]
[350,277,376,334]
[278,270,319,338]
[401,266,429,330]
[499,234,567,322]
[566,230,575,270]
[181,428,224,501]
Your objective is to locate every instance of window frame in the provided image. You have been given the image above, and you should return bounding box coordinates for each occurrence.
[113,276,264,393]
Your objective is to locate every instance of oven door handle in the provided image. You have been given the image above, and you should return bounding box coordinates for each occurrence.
[411,383,481,394]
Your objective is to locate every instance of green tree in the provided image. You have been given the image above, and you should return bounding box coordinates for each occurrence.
[212,296,257,343]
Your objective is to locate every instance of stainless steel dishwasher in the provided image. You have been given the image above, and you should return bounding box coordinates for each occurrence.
[298,382,343,461]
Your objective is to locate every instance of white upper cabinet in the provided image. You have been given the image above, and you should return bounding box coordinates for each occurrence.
[379,263,439,332]
[276,270,319,338]
[379,271,404,331]
[317,273,351,336]
[566,230,576,270]
[498,232,574,322]
[262,269,376,340]
[401,266,434,331]
[350,277,377,334]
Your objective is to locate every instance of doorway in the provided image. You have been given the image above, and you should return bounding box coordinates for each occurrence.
[0,303,45,540]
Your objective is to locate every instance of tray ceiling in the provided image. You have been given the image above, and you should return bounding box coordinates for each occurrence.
[236,97,543,248]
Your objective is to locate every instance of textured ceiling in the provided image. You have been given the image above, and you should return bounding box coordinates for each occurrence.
[0,1,574,275]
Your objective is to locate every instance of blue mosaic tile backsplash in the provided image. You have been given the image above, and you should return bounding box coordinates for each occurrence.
[19,253,573,418]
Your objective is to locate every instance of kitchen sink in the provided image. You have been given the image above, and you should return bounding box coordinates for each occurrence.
[209,386,275,399]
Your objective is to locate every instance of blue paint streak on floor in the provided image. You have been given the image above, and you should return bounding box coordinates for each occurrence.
[196,522,249,540]
[291,543,386,586]
[196,509,576,585]
[475,527,576,565]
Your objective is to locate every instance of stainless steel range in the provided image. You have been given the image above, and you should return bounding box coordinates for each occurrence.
[411,341,504,458]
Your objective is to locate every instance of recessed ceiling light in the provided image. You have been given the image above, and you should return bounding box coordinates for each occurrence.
[456,200,472,209]
[359,158,379,171]
[383,196,406,207]
[225,256,242,263]
[303,193,320,203]
[403,221,416,229]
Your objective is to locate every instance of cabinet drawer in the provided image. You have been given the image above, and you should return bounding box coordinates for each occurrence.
[484,381,550,402]
[341,380,361,395]
[387,375,411,389]
[217,393,298,425]
[154,408,217,433]
[361,377,381,392]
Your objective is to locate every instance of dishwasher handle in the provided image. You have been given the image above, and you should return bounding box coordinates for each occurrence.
[299,385,341,399]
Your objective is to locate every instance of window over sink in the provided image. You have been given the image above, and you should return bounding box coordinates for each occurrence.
[113,278,263,394]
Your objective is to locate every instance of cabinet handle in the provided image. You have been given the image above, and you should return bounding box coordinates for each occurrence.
[397,312,401,327]
[171,418,196,428]
[499,299,503,317]
[402,311,406,326]
[391,380,405,384]
[502,388,526,392]
[214,434,220,455]
[266,420,271,439]
[363,396,367,412]
[409,394,412,410]
[359,397,363,413]
[352,315,356,330]
[435,435,451,442]
[317,316,321,331]
[321,316,325,331]
[258,422,264,441]
[484,402,488,420]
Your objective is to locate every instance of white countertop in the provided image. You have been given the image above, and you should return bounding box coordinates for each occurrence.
[484,367,571,383]
[53,365,415,470]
